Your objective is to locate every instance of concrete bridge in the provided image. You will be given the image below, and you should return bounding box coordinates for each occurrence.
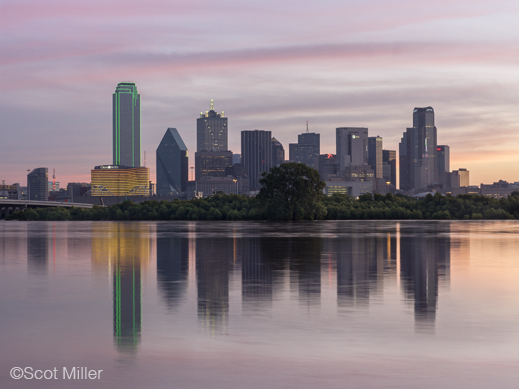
[0,199,95,219]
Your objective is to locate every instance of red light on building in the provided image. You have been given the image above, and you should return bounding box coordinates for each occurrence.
[437,148,441,151]
[327,154,333,159]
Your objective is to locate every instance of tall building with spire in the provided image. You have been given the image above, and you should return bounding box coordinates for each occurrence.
[113,82,140,167]
[197,100,228,152]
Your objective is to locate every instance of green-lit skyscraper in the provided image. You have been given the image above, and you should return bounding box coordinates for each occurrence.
[113,82,141,167]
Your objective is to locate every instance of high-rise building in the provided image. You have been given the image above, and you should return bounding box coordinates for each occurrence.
[197,100,228,152]
[27,167,48,201]
[241,130,272,191]
[456,168,469,187]
[368,136,383,178]
[289,132,320,168]
[113,82,140,167]
[336,127,368,172]
[194,151,233,180]
[437,145,450,174]
[383,150,397,187]
[156,128,188,196]
[399,107,438,191]
[314,154,339,180]
[271,137,285,167]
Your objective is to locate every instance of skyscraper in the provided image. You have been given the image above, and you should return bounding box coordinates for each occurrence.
[399,107,438,191]
[368,136,383,178]
[27,167,48,201]
[241,130,272,191]
[156,128,188,195]
[113,82,140,167]
[289,132,320,168]
[271,137,285,167]
[336,127,368,172]
[194,151,233,180]
[437,145,450,174]
[383,150,397,187]
[197,100,228,152]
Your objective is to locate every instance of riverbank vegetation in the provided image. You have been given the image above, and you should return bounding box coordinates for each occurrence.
[6,191,519,222]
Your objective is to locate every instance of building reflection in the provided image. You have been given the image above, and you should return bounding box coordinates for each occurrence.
[157,236,189,309]
[241,237,273,309]
[196,237,232,334]
[27,224,48,275]
[288,238,322,308]
[400,224,451,329]
[91,223,150,353]
[241,237,289,311]
[334,226,397,308]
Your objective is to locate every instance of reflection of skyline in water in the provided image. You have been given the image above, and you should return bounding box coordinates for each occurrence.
[157,236,188,309]
[27,224,48,275]
[91,223,150,353]
[241,238,273,309]
[400,224,451,329]
[334,227,397,308]
[289,238,322,308]
[84,222,454,347]
[196,237,231,334]
[2,221,518,388]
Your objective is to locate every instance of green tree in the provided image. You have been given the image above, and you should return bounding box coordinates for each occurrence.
[257,163,326,221]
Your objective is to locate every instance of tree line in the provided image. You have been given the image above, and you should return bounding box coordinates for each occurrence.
[6,163,519,221]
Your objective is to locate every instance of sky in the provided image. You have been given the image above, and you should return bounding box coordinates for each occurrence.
[1,0,518,187]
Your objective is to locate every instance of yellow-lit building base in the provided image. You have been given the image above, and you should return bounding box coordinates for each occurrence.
[90,165,150,196]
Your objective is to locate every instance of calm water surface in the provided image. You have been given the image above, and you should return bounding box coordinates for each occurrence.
[1,220,518,388]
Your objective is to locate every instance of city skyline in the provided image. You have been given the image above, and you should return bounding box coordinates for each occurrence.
[1,0,518,186]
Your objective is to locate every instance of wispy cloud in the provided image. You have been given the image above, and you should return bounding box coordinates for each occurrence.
[1,0,518,186]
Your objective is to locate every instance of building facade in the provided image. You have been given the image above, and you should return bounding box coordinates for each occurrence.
[0,184,21,200]
[194,151,233,180]
[113,82,140,167]
[271,137,285,167]
[314,154,339,180]
[368,136,383,179]
[156,128,188,196]
[399,107,438,191]
[382,149,397,187]
[336,127,368,172]
[288,132,320,168]
[197,100,228,152]
[323,180,373,198]
[90,165,150,196]
[27,167,48,201]
[437,145,450,174]
[241,130,272,191]
[191,176,249,198]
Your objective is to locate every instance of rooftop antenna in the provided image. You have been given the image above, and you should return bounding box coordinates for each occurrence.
[306,120,309,133]
[53,168,56,191]
[210,99,214,111]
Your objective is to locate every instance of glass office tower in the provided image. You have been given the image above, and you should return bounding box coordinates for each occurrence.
[156,128,188,195]
[113,82,141,167]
